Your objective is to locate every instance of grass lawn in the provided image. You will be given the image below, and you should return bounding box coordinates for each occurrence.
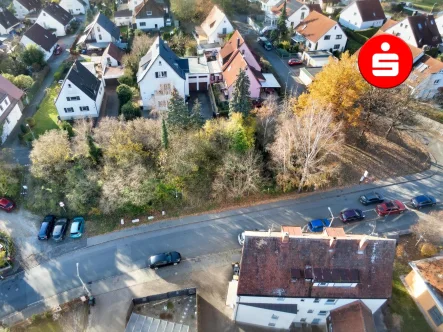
[345,39,363,54]
[356,28,378,39]
[25,84,60,140]
[411,0,441,12]
[25,320,61,332]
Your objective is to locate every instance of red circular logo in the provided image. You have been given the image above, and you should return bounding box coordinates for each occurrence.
[358,34,413,89]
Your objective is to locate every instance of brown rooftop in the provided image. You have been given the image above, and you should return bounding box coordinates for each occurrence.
[413,257,443,296]
[282,226,302,236]
[328,300,376,332]
[324,228,346,238]
[237,232,396,299]
[295,11,337,43]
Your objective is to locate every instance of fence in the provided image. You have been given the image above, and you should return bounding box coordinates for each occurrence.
[132,288,197,306]
[208,83,218,116]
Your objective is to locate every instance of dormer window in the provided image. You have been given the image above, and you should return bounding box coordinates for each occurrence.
[97,26,101,32]
[418,23,423,30]
[147,11,152,15]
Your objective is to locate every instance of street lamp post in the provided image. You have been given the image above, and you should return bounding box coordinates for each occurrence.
[328,207,335,227]
[26,124,36,140]
[76,262,91,296]
[59,201,66,213]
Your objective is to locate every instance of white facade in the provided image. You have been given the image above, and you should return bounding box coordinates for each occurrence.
[36,11,69,36]
[385,19,418,47]
[437,15,443,36]
[55,78,105,120]
[287,5,310,29]
[259,0,281,13]
[114,15,132,27]
[138,57,187,111]
[234,296,386,329]
[20,35,56,61]
[304,25,347,52]
[136,17,164,30]
[60,0,87,15]
[0,97,22,144]
[207,18,233,44]
[339,3,384,30]
[90,23,114,43]
[101,53,119,70]
[411,71,443,100]
[13,0,32,19]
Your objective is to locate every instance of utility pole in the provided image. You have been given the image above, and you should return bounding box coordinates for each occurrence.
[430,3,437,13]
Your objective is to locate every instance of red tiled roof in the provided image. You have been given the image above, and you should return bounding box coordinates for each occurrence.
[413,257,443,296]
[237,230,396,298]
[406,55,443,88]
[295,11,338,43]
[329,300,376,332]
[103,42,125,63]
[0,75,24,100]
[220,30,244,64]
[380,18,397,32]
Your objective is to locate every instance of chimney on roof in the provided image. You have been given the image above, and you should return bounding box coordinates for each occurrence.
[282,231,290,243]
[358,236,370,254]
[237,37,240,48]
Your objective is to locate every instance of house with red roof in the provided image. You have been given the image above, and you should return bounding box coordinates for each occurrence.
[0,75,24,144]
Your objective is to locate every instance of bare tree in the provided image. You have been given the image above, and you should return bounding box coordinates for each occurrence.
[384,87,417,139]
[358,85,391,139]
[411,210,443,245]
[72,119,94,158]
[253,94,279,150]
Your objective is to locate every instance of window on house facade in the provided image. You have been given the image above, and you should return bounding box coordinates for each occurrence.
[140,22,146,26]
[43,12,46,16]
[5,117,10,124]
[277,298,285,301]
[429,306,443,326]
[324,35,331,40]
[155,71,167,78]
[308,310,314,313]
[0,105,3,112]
[318,311,328,316]
[300,318,307,322]
[99,34,102,40]
[159,61,162,66]
[268,323,276,327]
[146,11,152,15]
[418,23,423,29]
[314,299,320,303]
[4,98,8,105]
[336,35,342,39]
[312,319,321,325]
[64,107,74,113]
[97,26,100,32]
[325,299,337,305]
[434,80,440,85]
[80,106,89,111]
[301,12,305,20]
[158,100,167,108]
[334,44,340,49]
[67,96,80,101]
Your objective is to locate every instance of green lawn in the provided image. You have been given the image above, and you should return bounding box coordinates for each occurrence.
[345,39,363,54]
[357,28,378,39]
[25,320,61,332]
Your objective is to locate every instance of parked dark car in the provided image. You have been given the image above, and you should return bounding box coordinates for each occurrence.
[359,192,384,205]
[53,45,62,55]
[0,198,15,212]
[38,215,56,240]
[411,194,436,209]
[308,219,331,232]
[52,218,69,242]
[376,200,407,216]
[339,209,365,223]
[149,251,181,269]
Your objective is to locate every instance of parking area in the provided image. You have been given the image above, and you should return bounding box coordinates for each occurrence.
[188,91,214,120]
[101,86,119,118]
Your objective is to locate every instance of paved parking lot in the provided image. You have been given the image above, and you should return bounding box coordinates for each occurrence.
[188,92,213,120]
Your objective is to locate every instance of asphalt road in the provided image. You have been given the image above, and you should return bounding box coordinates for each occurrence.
[1,165,443,320]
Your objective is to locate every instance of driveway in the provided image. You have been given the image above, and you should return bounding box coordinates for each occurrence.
[188,91,213,120]
[102,86,119,118]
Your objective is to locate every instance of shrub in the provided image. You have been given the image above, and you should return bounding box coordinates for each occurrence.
[60,121,74,137]
[116,84,133,105]
[20,123,29,134]
[26,117,36,127]
[420,243,438,257]
[121,102,141,121]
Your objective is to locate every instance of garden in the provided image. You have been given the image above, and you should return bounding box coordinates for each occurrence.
[0,232,14,273]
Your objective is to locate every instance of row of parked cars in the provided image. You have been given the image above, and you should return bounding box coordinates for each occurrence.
[38,215,85,242]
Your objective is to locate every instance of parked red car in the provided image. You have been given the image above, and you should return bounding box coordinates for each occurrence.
[376,200,407,216]
[288,58,303,66]
[0,198,15,212]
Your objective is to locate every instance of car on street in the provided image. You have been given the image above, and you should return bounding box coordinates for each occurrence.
[257,36,272,50]
[339,209,365,223]
[53,45,62,55]
[288,58,303,66]
[0,198,15,212]
[52,218,69,242]
[307,219,331,232]
[376,200,406,216]
[238,229,267,245]
[70,217,85,238]
[38,215,56,240]
[359,192,384,205]
[411,194,436,209]
[149,251,181,269]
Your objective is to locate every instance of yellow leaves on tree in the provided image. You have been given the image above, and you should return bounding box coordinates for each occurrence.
[296,52,368,126]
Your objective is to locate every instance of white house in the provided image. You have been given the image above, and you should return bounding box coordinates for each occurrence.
[194,5,234,45]
[79,12,120,47]
[436,13,443,37]
[0,8,20,35]
[0,75,24,144]
[59,0,88,15]
[385,14,442,48]
[101,42,125,83]
[406,55,443,100]
[339,0,386,31]
[269,0,312,29]
[36,3,73,37]
[12,0,41,20]
[227,227,396,330]
[21,23,57,61]
[294,11,347,52]
[134,0,168,30]
[55,60,105,120]
[257,0,281,13]
[114,7,133,27]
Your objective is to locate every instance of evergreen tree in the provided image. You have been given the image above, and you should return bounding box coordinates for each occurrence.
[229,69,252,117]
[277,1,288,41]
[166,88,191,129]
[190,99,204,128]
[161,118,169,149]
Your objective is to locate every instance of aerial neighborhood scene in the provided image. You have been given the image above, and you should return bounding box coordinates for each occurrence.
[1,0,443,330]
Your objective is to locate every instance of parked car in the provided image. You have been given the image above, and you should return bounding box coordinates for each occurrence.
[165,18,172,26]
[411,194,436,209]
[149,251,181,269]
[53,45,62,55]
[339,209,365,223]
[288,58,303,66]
[0,198,15,212]
[70,217,85,238]
[257,37,272,50]
[38,215,56,240]
[308,219,331,232]
[376,200,406,216]
[359,192,384,205]
[52,218,69,242]
[238,229,267,245]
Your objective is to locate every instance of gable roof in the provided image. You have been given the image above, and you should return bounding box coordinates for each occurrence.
[134,0,166,19]
[380,18,397,31]
[307,3,323,14]
[103,42,125,63]
[0,8,20,29]
[23,23,57,52]
[237,229,396,299]
[354,0,386,22]
[272,0,305,16]
[220,30,245,64]
[15,0,42,11]
[407,15,442,47]
[42,3,73,25]
[329,301,376,332]
[201,5,228,37]
[95,12,120,40]
[137,37,188,82]
[0,74,24,100]
[406,54,443,88]
[58,61,101,102]
[409,257,443,306]
[295,11,338,43]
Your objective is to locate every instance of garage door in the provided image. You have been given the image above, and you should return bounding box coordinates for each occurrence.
[189,83,197,92]
[198,82,208,91]
[105,78,119,86]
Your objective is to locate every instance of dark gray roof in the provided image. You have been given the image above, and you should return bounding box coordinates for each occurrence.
[43,3,73,25]
[15,0,42,11]
[158,38,188,79]
[407,14,442,48]
[24,23,57,52]
[96,12,120,40]
[134,0,166,19]
[62,61,101,101]
[355,0,386,22]
[114,8,132,17]
[240,303,299,314]
[0,9,19,30]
